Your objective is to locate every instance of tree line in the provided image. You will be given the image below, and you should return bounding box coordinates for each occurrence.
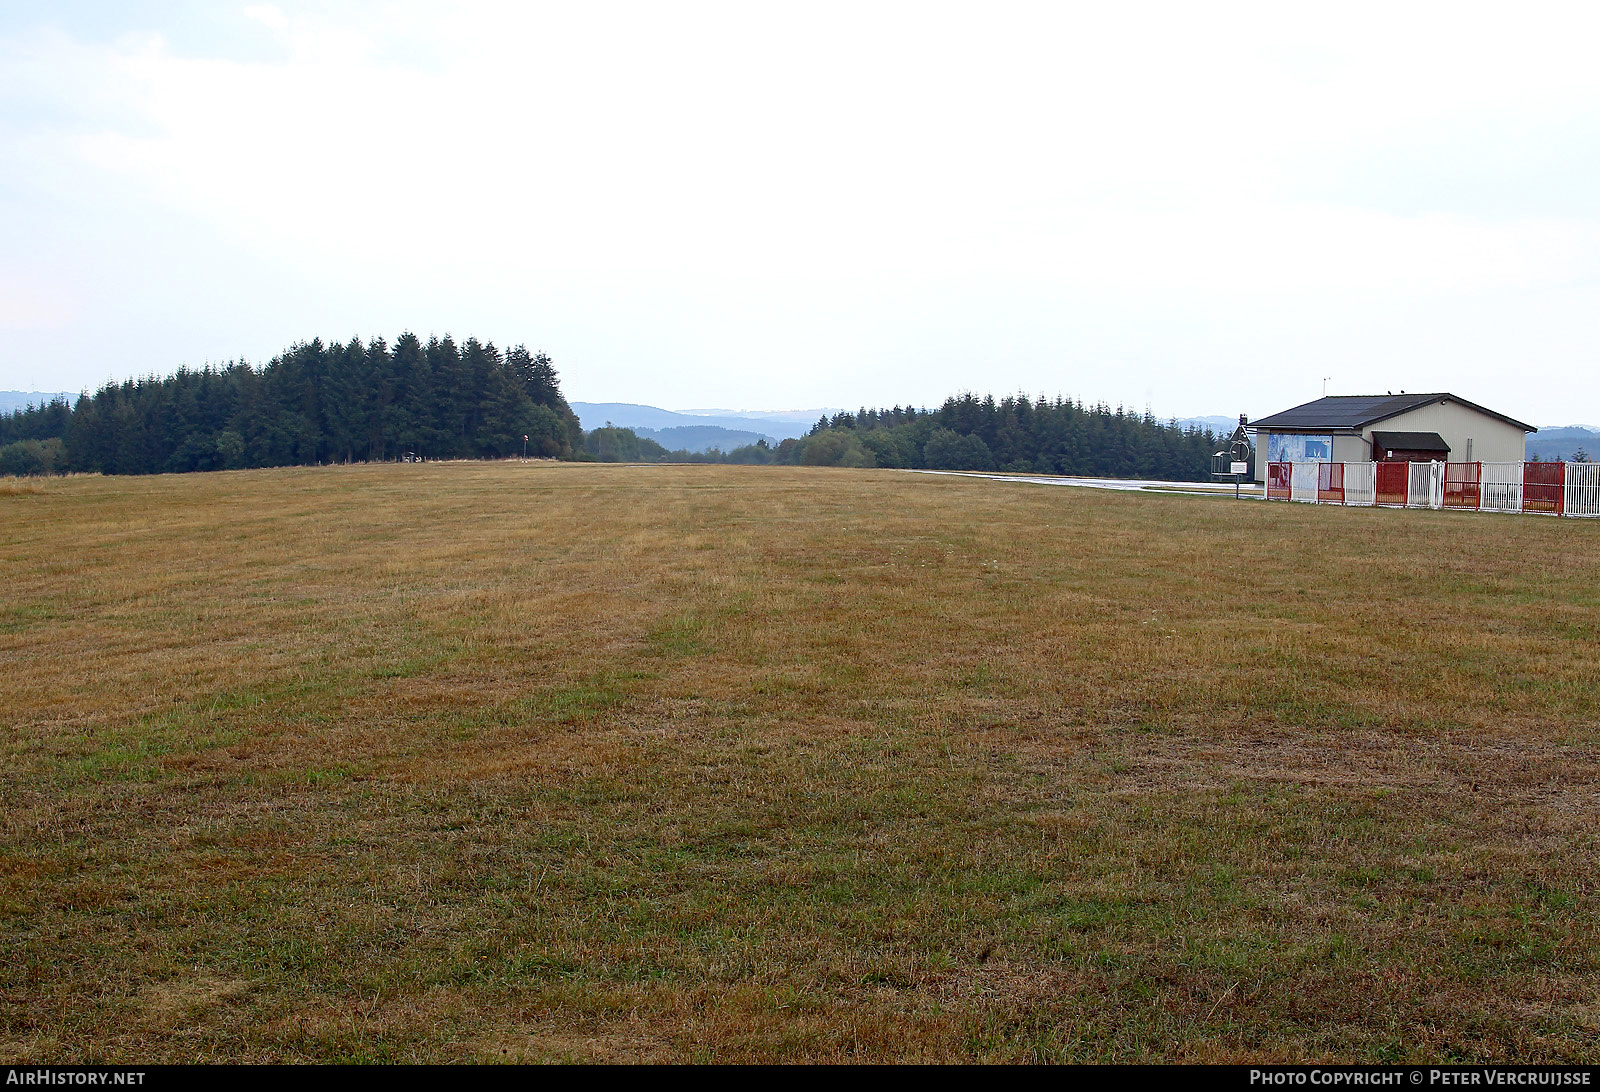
[590,395,1223,480]
[1,340,1222,481]
[0,334,580,476]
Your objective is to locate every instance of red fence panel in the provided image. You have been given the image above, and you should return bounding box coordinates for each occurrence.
[1523,461,1566,514]
[1444,462,1482,509]
[1317,462,1345,504]
[1375,462,1409,506]
[1267,462,1291,501]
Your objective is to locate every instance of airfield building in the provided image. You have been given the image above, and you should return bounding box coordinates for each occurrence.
[1250,393,1536,482]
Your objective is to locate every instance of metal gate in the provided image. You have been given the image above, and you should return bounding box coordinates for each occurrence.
[1443,462,1481,509]
[1567,463,1600,518]
[1375,462,1409,506]
[1342,462,1376,506]
[1267,461,1291,501]
[1523,462,1565,514]
[1479,462,1523,513]
[1317,461,1345,504]
[1407,461,1443,509]
[1290,462,1320,503]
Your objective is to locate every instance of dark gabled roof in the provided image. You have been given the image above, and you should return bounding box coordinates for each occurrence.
[1251,393,1536,434]
[1253,393,1437,430]
[1371,431,1449,452]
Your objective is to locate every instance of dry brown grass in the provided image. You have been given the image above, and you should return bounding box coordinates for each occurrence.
[2,462,1599,1062]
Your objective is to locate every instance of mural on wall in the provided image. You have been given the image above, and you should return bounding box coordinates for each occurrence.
[1268,433,1334,462]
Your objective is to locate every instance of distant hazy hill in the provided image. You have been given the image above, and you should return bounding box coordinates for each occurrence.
[635,425,773,454]
[963,413,1236,433]
[0,391,75,414]
[1172,416,1239,433]
[1527,425,1600,462]
[570,402,823,440]
[678,407,846,430]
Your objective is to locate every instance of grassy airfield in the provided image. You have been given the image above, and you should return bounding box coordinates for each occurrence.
[2,463,1599,1062]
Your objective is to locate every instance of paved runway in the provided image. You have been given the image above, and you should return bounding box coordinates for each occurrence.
[905,469,1262,497]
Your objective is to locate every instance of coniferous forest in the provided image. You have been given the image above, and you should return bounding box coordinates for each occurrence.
[0,335,1223,480]
[771,396,1222,480]
[0,335,580,476]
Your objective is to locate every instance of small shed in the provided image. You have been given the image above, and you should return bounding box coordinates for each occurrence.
[1370,431,1450,462]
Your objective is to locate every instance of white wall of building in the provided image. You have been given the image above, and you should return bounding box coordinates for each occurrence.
[1361,401,1528,464]
[1332,434,1371,463]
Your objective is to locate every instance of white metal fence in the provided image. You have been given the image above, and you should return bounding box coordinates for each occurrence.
[1568,462,1600,517]
[1407,462,1442,509]
[1266,460,1600,518]
[1343,462,1375,507]
[1479,461,1524,514]
[1290,462,1318,503]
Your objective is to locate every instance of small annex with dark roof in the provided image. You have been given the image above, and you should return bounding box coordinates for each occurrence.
[1250,392,1535,481]
[1370,431,1450,458]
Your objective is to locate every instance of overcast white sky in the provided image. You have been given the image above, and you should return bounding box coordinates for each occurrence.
[3,1,1599,422]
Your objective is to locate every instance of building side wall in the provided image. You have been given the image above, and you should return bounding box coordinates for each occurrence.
[1361,402,1528,464]
[1331,434,1370,463]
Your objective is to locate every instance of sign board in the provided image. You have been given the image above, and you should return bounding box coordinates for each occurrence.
[1230,461,1249,475]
